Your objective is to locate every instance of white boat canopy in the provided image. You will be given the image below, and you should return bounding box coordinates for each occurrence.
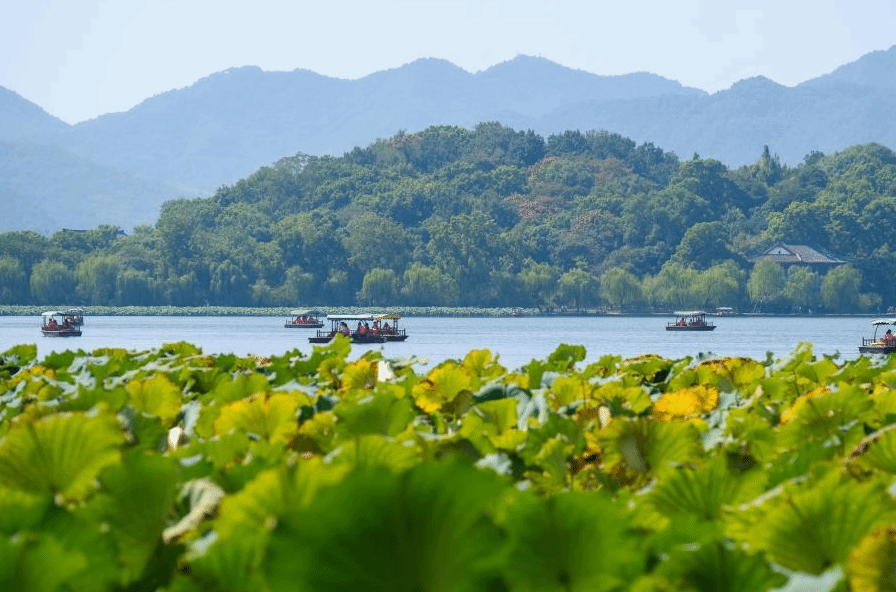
[672,311,707,316]
[870,318,896,325]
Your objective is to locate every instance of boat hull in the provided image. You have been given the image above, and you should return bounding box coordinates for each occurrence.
[41,328,82,337]
[859,344,896,353]
[665,325,716,331]
[285,322,324,328]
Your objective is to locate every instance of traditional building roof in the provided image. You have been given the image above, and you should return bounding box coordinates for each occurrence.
[751,242,848,266]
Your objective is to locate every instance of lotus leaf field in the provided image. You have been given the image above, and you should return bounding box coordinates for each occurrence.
[2,337,896,591]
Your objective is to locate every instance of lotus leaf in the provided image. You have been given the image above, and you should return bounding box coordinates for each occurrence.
[0,412,124,501]
[265,461,508,592]
[501,489,643,591]
[846,526,896,592]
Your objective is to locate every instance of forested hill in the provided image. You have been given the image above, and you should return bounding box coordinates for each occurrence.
[3,47,896,233]
[2,124,896,314]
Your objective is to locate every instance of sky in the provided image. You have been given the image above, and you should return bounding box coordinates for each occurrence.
[3,0,895,125]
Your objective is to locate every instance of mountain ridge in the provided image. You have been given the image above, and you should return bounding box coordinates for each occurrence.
[2,47,895,233]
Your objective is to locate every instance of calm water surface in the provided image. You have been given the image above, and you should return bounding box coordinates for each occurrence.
[0,314,882,370]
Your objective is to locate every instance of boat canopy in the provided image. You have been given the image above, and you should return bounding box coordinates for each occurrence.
[289,309,321,316]
[870,318,896,325]
[326,314,377,322]
[41,311,65,318]
[672,311,707,316]
[375,313,401,321]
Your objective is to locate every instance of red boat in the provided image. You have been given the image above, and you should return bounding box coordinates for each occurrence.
[284,309,324,329]
[41,311,82,337]
[666,311,716,331]
[309,314,386,344]
[859,318,896,354]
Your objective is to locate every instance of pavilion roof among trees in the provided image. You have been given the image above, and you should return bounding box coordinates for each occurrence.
[751,243,848,267]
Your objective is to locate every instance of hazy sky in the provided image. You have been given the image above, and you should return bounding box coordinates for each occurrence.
[3,0,894,124]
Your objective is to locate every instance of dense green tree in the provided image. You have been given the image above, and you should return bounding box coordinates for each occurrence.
[599,267,643,310]
[76,255,120,305]
[820,265,879,312]
[517,259,560,306]
[747,259,786,312]
[556,268,600,310]
[671,222,736,270]
[697,261,744,309]
[358,268,399,305]
[115,269,159,305]
[0,256,28,303]
[30,259,77,305]
[644,263,702,310]
[401,263,458,306]
[781,266,821,312]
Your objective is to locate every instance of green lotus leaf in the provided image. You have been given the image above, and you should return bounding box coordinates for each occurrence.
[326,433,419,471]
[0,412,124,501]
[736,472,896,574]
[118,406,169,452]
[846,526,896,592]
[518,413,584,466]
[2,343,37,366]
[581,353,623,379]
[215,459,351,540]
[525,435,576,492]
[81,452,179,585]
[333,389,416,438]
[657,542,786,592]
[850,425,896,474]
[593,382,653,415]
[547,374,590,409]
[6,533,90,592]
[202,431,252,469]
[501,489,643,591]
[125,373,184,425]
[620,354,675,385]
[265,460,508,592]
[461,398,527,452]
[0,486,53,535]
[461,348,506,383]
[203,371,271,406]
[646,454,764,523]
[171,527,268,592]
[214,392,300,444]
[778,383,873,451]
[599,417,704,484]
[546,343,587,371]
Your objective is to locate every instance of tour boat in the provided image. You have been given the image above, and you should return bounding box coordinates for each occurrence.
[40,311,82,337]
[284,309,324,328]
[65,308,85,326]
[859,318,896,354]
[375,313,409,341]
[309,314,386,344]
[665,311,716,331]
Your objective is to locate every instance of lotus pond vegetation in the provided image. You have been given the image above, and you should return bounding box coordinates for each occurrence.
[1,337,896,591]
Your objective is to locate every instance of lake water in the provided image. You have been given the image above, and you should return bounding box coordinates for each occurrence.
[0,314,883,371]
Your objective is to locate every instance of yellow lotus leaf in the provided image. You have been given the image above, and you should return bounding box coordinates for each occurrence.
[779,386,830,424]
[215,393,300,443]
[847,527,896,592]
[341,359,378,393]
[125,373,183,424]
[412,363,473,414]
[653,385,719,421]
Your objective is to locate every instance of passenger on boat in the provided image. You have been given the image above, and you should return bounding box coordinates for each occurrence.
[339,322,350,336]
[885,330,896,345]
[382,321,391,334]
[372,319,381,334]
[358,322,366,335]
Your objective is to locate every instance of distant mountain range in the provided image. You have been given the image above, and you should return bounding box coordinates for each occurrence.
[3,46,896,233]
